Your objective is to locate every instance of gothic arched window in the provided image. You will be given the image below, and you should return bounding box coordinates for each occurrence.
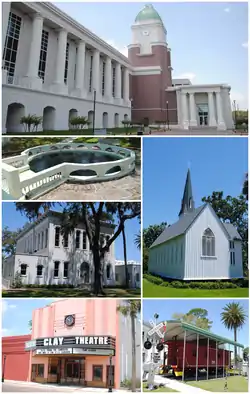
[202,228,215,257]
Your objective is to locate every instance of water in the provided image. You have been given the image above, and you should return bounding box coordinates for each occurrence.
[29,150,122,173]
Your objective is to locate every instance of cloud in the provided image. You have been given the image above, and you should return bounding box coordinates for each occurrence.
[2,300,17,314]
[101,38,128,57]
[174,72,196,81]
[242,42,248,48]
[224,7,230,13]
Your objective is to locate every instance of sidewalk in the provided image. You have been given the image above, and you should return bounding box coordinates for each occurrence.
[4,380,132,393]
[154,375,210,393]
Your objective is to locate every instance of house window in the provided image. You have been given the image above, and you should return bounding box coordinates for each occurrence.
[76,230,81,249]
[20,264,27,276]
[202,228,215,257]
[82,232,87,249]
[106,236,110,251]
[41,232,44,249]
[230,241,235,249]
[45,229,48,248]
[102,61,105,95]
[112,66,116,97]
[136,273,140,281]
[121,68,124,98]
[63,233,69,248]
[54,261,60,278]
[38,30,49,82]
[89,55,93,92]
[64,262,69,278]
[55,227,60,247]
[106,264,111,279]
[31,364,44,378]
[38,233,40,250]
[64,42,69,83]
[37,265,43,277]
[115,273,119,281]
[92,365,103,381]
[2,12,22,83]
[230,251,235,265]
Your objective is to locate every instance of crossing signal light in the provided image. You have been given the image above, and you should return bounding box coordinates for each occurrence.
[144,340,152,350]
[156,342,164,352]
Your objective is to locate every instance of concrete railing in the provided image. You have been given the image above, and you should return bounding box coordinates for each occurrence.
[3,154,28,168]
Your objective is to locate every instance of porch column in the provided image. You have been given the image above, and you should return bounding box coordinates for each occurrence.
[92,49,100,95]
[208,92,217,126]
[115,62,122,99]
[123,67,130,103]
[207,337,209,380]
[195,334,199,381]
[181,93,189,129]
[216,91,226,130]
[51,29,68,94]
[182,330,186,381]
[104,56,112,100]
[189,93,197,126]
[75,40,86,95]
[223,347,225,377]
[216,341,218,378]
[22,13,43,89]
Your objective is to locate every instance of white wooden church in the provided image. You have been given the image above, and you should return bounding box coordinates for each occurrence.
[148,170,243,280]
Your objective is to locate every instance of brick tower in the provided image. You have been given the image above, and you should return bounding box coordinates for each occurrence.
[128,4,177,124]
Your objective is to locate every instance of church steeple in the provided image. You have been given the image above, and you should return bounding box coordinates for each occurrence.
[179,169,195,217]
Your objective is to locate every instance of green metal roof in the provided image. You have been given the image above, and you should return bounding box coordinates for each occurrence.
[161,320,244,348]
[135,4,162,23]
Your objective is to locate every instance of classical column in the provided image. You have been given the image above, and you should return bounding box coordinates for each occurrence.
[208,92,217,127]
[123,68,130,103]
[74,40,86,96]
[92,49,100,95]
[51,29,68,94]
[22,13,43,89]
[189,93,197,126]
[215,91,226,130]
[115,62,122,99]
[104,56,112,99]
[181,93,189,129]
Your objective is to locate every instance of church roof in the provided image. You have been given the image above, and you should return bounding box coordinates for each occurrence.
[135,4,163,23]
[150,204,242,248]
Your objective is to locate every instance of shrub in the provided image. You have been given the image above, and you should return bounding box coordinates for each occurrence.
[121,378,141,389]
[160,282,169,287]
[12,272,23,288]
[21,114,42,132]
[69,116,90,130]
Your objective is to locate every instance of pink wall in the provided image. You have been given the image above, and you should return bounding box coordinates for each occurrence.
[30,299,120,387]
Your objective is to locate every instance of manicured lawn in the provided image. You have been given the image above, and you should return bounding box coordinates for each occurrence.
[187,376,248,392]
[143,280,249,298]
[143,383,178,392]
[3,287,141,298]
[5,128,140,136]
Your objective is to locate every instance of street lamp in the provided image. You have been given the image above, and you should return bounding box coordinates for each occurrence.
[108,353,113,392]
[92,89,96,134]
[2,354,6,383]
[166,101,170,131]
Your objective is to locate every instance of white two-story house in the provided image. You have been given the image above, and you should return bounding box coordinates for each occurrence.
[3,210,116,287]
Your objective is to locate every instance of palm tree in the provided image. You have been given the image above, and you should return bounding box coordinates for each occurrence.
[221,302,247,366]
[134,231,141,250]
[242,172,248,200]
[117,300,141,392]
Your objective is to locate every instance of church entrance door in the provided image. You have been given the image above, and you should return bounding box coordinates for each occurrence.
[197,104,208,126]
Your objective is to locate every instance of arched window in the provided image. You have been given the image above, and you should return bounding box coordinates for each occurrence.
[202,228,215,257]
[106,264,111,279]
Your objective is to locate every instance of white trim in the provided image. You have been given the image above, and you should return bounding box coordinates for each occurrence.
[132,108,177,111]
[132,66,162,76]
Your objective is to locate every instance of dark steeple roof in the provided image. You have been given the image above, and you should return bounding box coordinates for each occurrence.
[179,169,195,217]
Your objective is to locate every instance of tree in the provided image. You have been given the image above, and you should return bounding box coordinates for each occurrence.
[117,300,141,392]
[202,192,248,275]
[15,202,141,295]
[2,226,21,257]
[172,308,213,330]
[134,231,141,250]
[220,302,247,366]
[28,320,32,331]
[243,347,249,362]
[242,173,248,200]
[143,222,167,249]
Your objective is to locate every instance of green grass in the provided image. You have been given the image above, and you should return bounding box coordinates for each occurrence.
[143,279,249,298]
[143,383,178,392]
[187,376,248,392]
[3,287,141,298]
[5,128,140,136]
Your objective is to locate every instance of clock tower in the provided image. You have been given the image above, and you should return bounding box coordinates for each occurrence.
[128,4,177,124]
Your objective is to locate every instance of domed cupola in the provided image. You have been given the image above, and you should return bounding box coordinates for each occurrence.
[135,4,163,24]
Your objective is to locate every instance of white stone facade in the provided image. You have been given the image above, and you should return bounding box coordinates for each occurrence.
[3,211,116,287]
[2,2,131,133]
[115,261,141,288]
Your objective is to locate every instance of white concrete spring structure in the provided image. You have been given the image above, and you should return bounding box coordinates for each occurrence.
[2,142,135,200]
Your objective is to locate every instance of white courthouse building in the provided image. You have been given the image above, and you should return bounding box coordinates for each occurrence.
[2,2,131,133]
[3,210,117,287]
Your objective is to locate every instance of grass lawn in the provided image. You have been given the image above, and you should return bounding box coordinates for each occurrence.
[143,383,178,392]
[187,376,249,392]
[143,279,249,298]
[4,128,140,136]
[3,287,141,298]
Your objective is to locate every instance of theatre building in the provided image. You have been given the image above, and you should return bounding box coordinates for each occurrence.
[2,299,141,388]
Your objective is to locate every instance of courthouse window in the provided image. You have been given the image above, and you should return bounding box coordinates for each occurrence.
[2,12,22,83]
[102,61,105,96]
[89,55,93,92]
[112,66,116,97]
[38,30,49,82]
[55,227,60,247]
[93,365,103,381]
[64,42,69,83]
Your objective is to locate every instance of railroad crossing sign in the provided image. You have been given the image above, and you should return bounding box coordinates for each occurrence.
[148,320,166,340]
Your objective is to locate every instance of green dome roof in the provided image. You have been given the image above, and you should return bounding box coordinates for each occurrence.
[135,4,162,23]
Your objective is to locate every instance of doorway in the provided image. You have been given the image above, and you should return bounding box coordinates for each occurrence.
[197,104,208,126]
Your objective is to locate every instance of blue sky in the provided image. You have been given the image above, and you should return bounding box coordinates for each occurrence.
[54,1,248,109]
[2,202,141,261]
[143,137,248,227]
[143,299,249,348]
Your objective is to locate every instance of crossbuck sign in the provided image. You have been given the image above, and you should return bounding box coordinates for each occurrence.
[147,319,165,339]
